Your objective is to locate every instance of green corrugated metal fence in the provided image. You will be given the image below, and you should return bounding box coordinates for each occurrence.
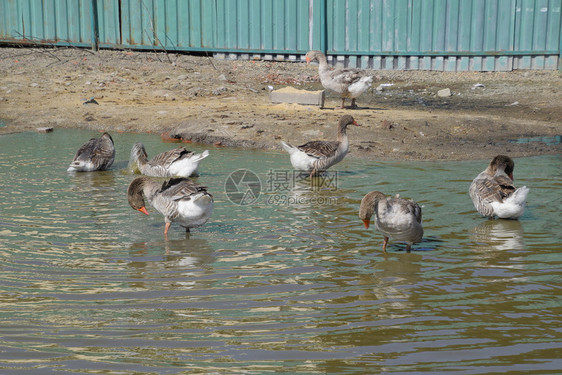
[1,0,561,71]
[116,0,320,54]
[0,0,92,47]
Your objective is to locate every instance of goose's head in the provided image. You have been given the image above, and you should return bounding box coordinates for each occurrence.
[305,50,325,64]
[100,132,114,145]
[337,115,360,135]
[127,177,150,215]
[359,191,386,228]
[489,155,515,180]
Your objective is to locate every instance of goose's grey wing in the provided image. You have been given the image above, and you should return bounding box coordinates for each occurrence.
[159,178,208,201]
[149,147,193,169]
[330,68,364,85]
[297,140,339,159]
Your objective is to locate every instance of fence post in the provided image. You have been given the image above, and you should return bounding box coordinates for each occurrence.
[559,4,562,72]
[90,0,99,51]
[320,0,328,54]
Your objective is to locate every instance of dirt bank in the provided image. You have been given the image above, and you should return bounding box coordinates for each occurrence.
[0,46,560,161]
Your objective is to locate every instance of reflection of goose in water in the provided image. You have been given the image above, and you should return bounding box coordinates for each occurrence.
[69,168,116,189]
[470,219,525,251]
[165,238,215,289]
[266,172,343,214]
[127,238,215,288]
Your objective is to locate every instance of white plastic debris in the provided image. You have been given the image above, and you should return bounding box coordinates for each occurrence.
[376,83,394,92]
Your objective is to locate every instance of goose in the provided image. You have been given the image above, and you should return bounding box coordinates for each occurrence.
[305,50,373,109]
[67,132,115,172]
[469,155,529,219]
[129,142,209,178]
[280,115,359,178]
[127,176,213,235]
[359,191,424,253]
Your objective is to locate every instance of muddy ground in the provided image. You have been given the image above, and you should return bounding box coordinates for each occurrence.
[0,46,560,161]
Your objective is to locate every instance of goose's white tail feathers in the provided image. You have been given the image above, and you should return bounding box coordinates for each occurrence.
[191,150,209,162]
[491,186,529,219]
[348,76,373,98]
[168,150,209,177]
[67,161,94,172]
[280,141,297,154]
[360,76,373,85]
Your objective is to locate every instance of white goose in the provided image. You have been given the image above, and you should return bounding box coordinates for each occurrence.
[469,155,529,219]
[129,142,209,178]
[127,176,213,235]
[67,132,115,172]
[280,115,359,178]
[359,191,424,253]
[305,50,373,109]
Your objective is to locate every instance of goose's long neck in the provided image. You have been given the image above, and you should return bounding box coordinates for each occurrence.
[486,164,505,178]
[129,146,145,174]
[136,178,160,202]
[315,53,330,74]
[336,124,349,151]
[128,177,160,212]
[137,152,148,166]
[131,144,149,170]
[359,191,385,226]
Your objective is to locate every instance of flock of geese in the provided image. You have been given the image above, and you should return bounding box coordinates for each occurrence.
[65,50,530,250]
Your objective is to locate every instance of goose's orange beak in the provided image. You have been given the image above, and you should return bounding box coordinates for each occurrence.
[508,173,514,181]
[138,207,149,215]
[353,120,361,126]
[306,56,311,64]
[362,219,370,229]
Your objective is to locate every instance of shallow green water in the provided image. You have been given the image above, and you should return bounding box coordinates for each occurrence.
[0,129,560,374]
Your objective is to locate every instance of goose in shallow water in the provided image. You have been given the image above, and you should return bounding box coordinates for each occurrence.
[280,115,359,178]
[469,155,529,219]
[359,191,424,253]
[127,176,213,235]
[67,132,115,172]
[305,50,373,109]
[129,142,209,178]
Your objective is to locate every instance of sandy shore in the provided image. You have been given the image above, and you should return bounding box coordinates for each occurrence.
[0,47,560,161]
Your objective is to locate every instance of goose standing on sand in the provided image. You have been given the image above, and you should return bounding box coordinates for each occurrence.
[305,50,373,109]
[359,191,424,253]
[67,132,115,172]
[127,176,213,235]
[129,142,209,178]
[280,115,359,178]
[469,155,529,219]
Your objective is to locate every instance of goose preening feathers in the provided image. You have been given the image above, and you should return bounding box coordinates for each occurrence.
[67,132,115,172]
[127,176,213,235]
[280,115,359,177]
[305,50,373,109]
[129,142,209,178]
[469,155,529,219]
[359,191,424,253]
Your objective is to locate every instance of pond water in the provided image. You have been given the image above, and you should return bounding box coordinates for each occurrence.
[0,129,560,374]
